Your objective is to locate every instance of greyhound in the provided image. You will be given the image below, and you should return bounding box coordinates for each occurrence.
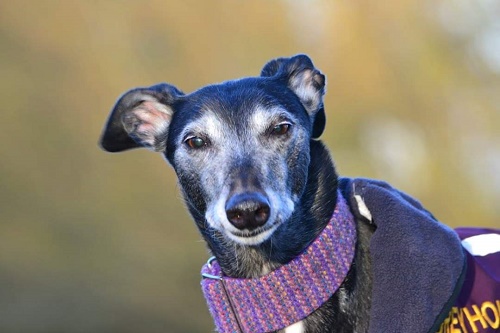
[99,54,376,332]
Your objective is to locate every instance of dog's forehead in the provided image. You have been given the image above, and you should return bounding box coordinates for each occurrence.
[169,77,308,138]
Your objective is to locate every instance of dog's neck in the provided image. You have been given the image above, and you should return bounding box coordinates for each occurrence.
[196,140,338,278]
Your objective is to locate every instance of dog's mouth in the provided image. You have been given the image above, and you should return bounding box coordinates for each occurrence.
[225,223,280,245]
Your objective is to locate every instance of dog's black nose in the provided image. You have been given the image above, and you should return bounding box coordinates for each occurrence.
[225,193,270,230]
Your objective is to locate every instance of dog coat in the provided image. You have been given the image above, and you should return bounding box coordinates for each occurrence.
[437,228,500,333]
[342,178,500,333]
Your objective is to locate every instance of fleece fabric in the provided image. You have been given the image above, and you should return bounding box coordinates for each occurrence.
[339,178,468,333]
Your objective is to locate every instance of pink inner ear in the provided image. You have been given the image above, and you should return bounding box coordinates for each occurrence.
[134,101,172,131]
[288,68,325,117]
[122,100,173,151]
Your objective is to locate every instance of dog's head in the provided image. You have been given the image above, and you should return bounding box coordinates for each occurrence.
[100,55,326,246]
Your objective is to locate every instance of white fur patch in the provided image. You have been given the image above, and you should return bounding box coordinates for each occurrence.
[250,106,297,134]
[202,113,225,143]
[179,110,225,145]
[284,320,304,333]
[461,233,500,256]
[267,189,295,223]
[250,107,272,134]
[354,195,372,222]
[205,187,230,230]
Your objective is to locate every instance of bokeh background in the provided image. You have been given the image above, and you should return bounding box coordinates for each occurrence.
[1,1,499,332]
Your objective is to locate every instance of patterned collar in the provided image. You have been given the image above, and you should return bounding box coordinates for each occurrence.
[201,191,357,333]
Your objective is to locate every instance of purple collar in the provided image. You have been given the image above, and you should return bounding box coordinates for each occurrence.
[201,192,357,333]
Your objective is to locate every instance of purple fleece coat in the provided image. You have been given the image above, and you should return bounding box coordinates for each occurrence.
[340,178,500,333]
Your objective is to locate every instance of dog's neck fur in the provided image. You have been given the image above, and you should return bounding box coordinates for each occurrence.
[192,140,338,279]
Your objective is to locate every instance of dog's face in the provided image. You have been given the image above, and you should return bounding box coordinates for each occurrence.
[100,55,326,246]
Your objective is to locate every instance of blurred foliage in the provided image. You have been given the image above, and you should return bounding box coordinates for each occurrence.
[0,0,498,332]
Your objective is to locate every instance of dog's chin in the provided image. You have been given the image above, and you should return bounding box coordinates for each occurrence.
[225,224,279,246]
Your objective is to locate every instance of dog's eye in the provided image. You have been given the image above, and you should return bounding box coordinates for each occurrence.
[271,123,291,136]
[185,136,206,149]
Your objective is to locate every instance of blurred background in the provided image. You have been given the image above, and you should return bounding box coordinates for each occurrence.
[0,0,499,332]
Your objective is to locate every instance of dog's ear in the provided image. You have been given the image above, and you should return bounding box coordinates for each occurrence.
[99,83,183,153]
[260,57,288,77]
[261,54,326,138]
[312,105,326,139]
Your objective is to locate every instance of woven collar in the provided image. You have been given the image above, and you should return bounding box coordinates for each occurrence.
[201,191,357,333]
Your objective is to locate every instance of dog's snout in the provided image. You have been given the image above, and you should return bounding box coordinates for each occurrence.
[225,193,270,230]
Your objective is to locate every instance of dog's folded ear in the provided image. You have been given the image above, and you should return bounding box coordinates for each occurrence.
[99,83,183,153]
[261,54,326,138]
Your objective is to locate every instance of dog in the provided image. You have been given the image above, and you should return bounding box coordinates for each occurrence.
[99,55,499,333]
